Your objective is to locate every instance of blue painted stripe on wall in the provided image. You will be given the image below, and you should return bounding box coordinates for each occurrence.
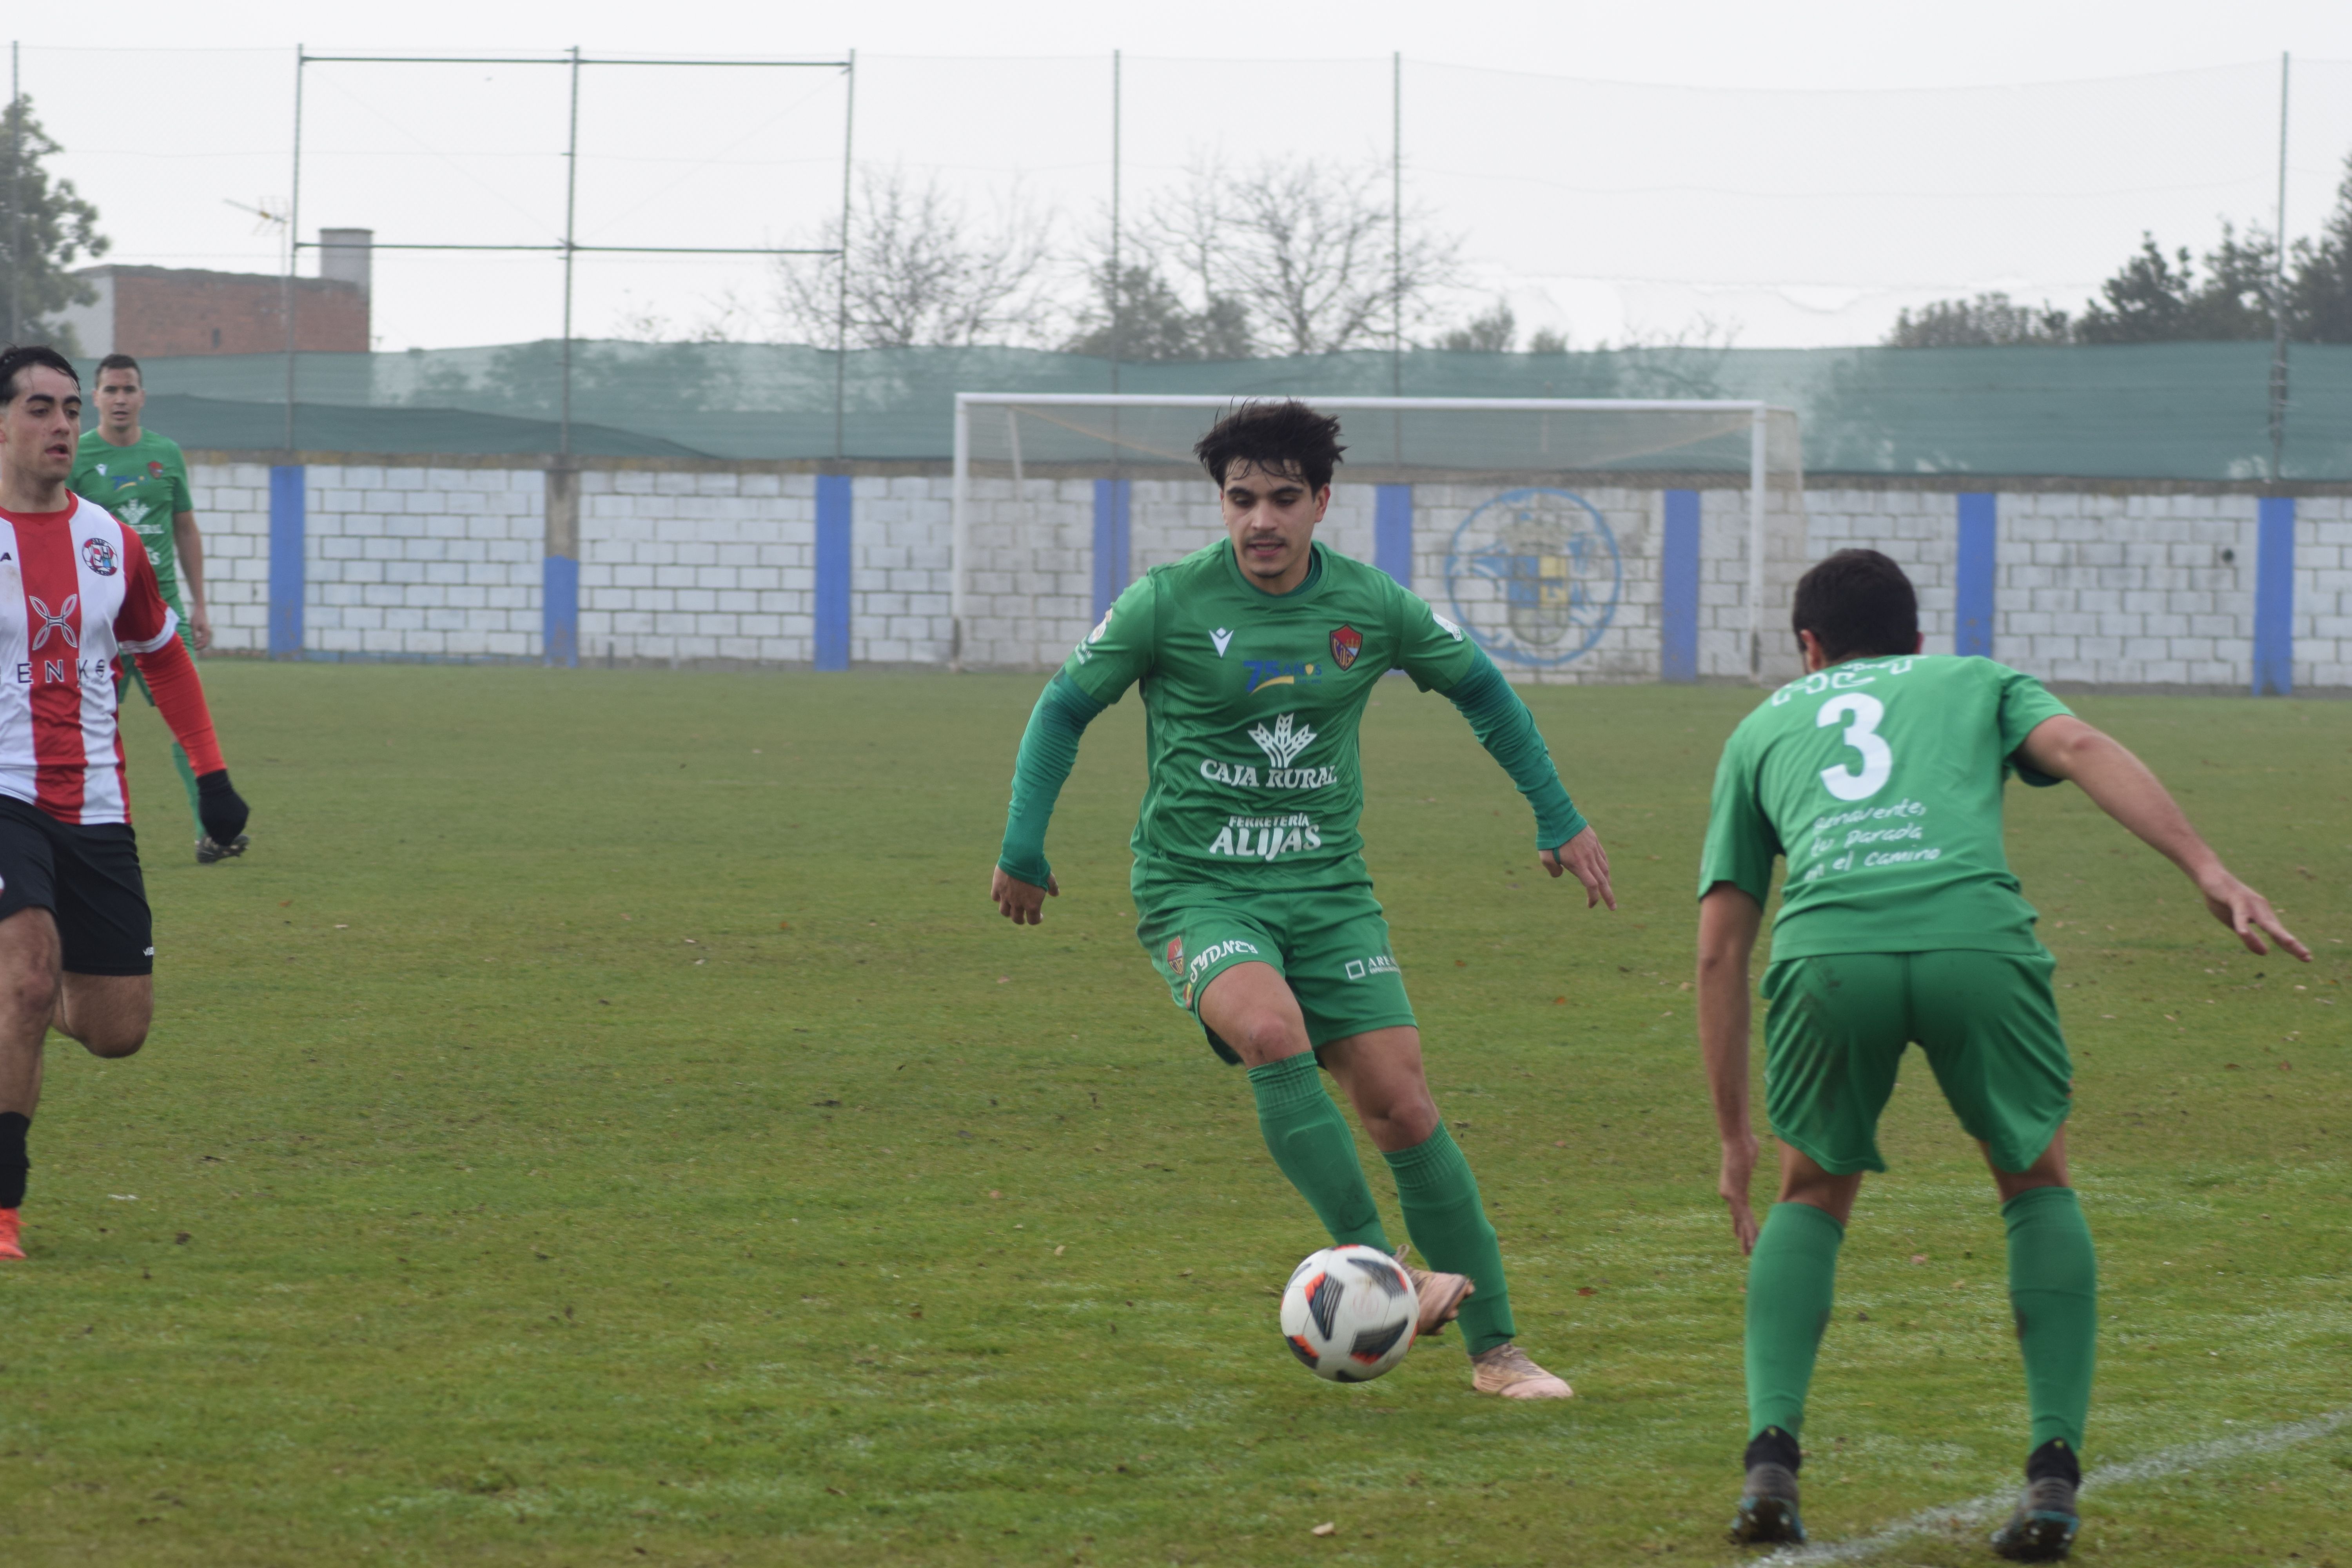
[1955,492,1997,658]
[1093,478,1131,618]
[543,555,579,668]
[1660,489,1700,683]
[815,474,853,672]
[2252,496,2294,695]
[1374,485,1414,588]
[268,464,305,658]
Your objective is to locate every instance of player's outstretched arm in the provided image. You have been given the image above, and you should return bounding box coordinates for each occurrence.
[1697,883,1766,1254]
[2016,714,2310,962]
[1442,650,1615,909]
[131,636,249,846]
[992,674,1106,928]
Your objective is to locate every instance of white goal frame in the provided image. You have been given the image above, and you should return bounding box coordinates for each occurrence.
[950,392,1793,676]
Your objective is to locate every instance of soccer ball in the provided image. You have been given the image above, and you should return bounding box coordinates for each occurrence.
[1279,1244,1418,1382]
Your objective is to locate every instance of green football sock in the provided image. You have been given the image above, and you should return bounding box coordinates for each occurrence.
[171,739,203,841]
[2005,1185,2096,1459]
[1382,1123,1514,1355]
[1744,1200,1846,1442]
[1246,1053,1388,1252]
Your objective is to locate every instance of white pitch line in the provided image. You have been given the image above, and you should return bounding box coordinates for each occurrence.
[1764,1409,2351,1566]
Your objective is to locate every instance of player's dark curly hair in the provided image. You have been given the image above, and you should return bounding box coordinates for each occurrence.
[1791,548,1920,662]
[1194,399,1346,492]
[0,344,78,405]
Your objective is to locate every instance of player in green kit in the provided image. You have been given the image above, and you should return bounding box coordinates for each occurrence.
[72,354,247,864]
[1696,550,2308,1557]
[991,401,1616,1399]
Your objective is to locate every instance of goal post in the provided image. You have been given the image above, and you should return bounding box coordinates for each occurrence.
[949,392,1805,682]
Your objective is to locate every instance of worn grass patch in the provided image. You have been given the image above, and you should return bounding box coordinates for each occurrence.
[0,665,2343,1564]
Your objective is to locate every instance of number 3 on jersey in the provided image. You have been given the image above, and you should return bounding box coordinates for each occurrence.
[1817,692,1892,801]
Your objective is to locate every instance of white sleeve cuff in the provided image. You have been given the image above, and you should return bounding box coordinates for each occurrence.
[116,607,181,657]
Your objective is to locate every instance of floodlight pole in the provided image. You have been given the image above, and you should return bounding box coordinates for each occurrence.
[2267,51,2290,484]
[283,45,305,452]
[834,49,855,462]
[1748,404,1768,681]
[560,44,581,459]
[1109,50,1122,396]
[1391,51,1404,464]
[8,41,20,345]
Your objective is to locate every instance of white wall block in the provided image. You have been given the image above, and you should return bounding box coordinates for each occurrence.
[182,462,2352,684]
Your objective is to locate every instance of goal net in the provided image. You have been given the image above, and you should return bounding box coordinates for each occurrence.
[951,394,1807,683]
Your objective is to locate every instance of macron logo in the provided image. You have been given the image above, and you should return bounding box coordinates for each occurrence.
[1211,627,1233,657]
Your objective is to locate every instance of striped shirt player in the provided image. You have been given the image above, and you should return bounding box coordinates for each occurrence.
[0,346,252,1264]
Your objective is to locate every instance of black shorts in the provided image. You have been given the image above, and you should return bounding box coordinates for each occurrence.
[0,795,153,976]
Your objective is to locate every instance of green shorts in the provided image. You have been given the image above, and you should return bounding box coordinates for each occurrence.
[1137,885,1417,1063]
[1760,948,2073,1176]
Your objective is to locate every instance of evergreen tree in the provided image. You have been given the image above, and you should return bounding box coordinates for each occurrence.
[0,94,108,349]
[2288,152,2352,343]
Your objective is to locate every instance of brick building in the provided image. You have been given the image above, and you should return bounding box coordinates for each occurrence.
[59,229,372,357]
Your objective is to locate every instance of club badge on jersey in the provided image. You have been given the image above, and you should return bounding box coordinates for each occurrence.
[1329,624,1362,671]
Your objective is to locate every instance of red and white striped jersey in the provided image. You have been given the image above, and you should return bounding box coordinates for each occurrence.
[0,496,180,824]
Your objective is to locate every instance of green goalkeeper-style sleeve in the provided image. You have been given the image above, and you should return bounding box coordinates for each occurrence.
[997,673,1109,887]
[1445,648,1588,851]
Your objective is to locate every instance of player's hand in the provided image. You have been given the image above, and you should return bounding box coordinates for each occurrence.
[188,603,214,652]
[2192,867,2311,961]
[1541,826,1616,911]
[194,769,249,845]
[991,866,1058,926]
[1719,1131,1761,1255]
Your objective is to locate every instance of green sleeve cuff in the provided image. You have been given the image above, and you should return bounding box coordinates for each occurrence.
[997,674,1106,886]
[1444,653,1587,851]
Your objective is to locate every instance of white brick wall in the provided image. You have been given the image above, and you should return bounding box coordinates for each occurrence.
[181,460,2352,687]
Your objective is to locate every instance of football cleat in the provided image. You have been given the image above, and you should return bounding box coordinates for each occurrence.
[1469,1341,1573,1399]
[1990,1475,2080,1561]
[1729,1466,1805,1546]
[196,833,250,865]
[0,1208,22,1261]
[1392,1245,1473,1339]
[1730,1428,1805,1546]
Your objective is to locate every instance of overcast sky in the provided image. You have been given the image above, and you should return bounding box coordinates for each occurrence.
[47,0,2352,89]
[27,1,2352,351]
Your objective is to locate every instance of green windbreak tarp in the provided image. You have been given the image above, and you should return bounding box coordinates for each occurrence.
[108,340,2352,480]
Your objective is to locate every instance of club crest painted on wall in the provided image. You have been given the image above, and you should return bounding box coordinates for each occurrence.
[1442,488,1622,666]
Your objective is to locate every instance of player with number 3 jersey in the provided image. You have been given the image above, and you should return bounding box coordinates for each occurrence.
[992,401,1616,1400]
[1695,549,2308,1559]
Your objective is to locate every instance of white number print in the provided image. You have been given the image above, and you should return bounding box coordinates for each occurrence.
[1816,692,1893,802]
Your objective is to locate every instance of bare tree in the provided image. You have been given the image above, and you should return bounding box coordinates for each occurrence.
[1145,158,1459,356]
[775,166,1057,348]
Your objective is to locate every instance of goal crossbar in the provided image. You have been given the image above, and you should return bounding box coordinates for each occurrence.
[949,392,1799,677]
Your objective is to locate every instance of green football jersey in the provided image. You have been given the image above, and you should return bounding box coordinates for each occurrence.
[1062,539,1481,894]
[73,428,194,616]
[1698,655,2073,959]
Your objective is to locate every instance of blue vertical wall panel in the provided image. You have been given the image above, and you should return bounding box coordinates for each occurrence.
[814,474,853,671]
[1659,488,1700,683]
[1374,485,1414,588]
[267,464,305,658]
[2252,496,2295,695]
[542,555,579,667]
[1955,492,1998,659]
[1092,478,1131,618]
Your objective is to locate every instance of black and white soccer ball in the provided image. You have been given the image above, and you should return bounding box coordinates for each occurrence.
[1279,1244,1418,1382]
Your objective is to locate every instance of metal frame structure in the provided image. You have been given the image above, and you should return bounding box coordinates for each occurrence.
[283,47,855,456]
[950,392,1793,675]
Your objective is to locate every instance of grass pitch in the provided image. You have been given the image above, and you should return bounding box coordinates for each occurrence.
[0,663,2344,1566]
